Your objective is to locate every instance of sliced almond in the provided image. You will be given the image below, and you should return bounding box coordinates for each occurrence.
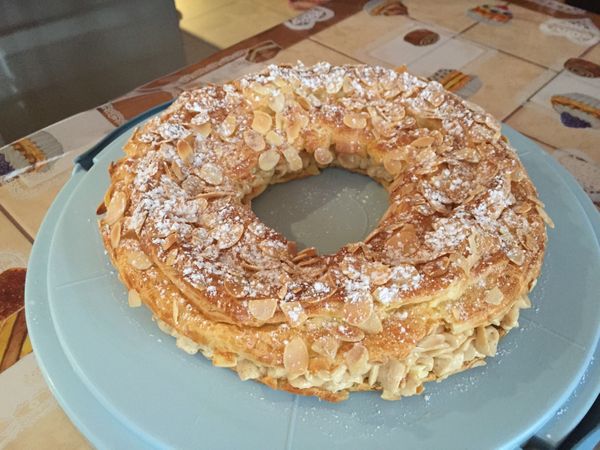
[198,162,223,185]
[251,110,272,135]
[250,81,272,96]
[282,147,303,172]
[224,279,246,298]
[344,343,369,376]
[170,162,184,181]
[484,287,504,305]
[248,298,278,321]
[344,297,374,326]
[314,147,334,165]
[411,135,435,148]
[334,324,365,343]
[280,301,308,327]
[266,130,284,146]
[110,221,122,249]
[285,121,302,143]
[380,360,406,394]
[258,149,280,171]
[365,262,391,286]
[219,113,237,137]
[387,227,419,255]
[311,335,339,361]
[383,151,404,176]
[343,113,367,129]
[103,191,126,226]
[243,130,266,152]
[217,223,245,249]
[127,251,152,270]
[165,248,178,266]
[268,92,285,113]
[128,289,142,308]
[177,139,194,165]
[357,311,383,334]
[191,121,212,138]
[507,246,525,266]
[283,336,308,379]
[326,77,343,94]
[161,233,178,251]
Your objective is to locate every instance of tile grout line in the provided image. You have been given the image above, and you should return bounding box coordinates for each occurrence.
[0,204,34,244]
[307,38,366,64]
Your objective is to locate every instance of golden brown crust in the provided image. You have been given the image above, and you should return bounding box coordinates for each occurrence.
[98,63,549,401]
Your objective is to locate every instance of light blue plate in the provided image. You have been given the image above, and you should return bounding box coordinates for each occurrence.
[26,123,600,449]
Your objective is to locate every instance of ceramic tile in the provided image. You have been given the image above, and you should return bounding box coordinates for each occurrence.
[530,71,600,111]
[408,36,486,76]
[174,0,236,20]
[274,39,362,66]
[311,10,414,63]
[0,355,90,449]
[582,44,600,64]
[506,102,600,165]
[402,0,480,33]
[254,0,299,18]
[180,0,290,49]
[0,214,30,273]
[359,21,457,68]
[0,169,70,239]
[463,51,556,120]
[462,4,594,70]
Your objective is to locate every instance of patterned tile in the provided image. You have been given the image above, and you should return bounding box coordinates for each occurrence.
[462,4,594,70]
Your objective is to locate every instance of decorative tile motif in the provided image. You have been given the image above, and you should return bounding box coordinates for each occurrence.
[284,6,334,30]
[404,28,440,46]
[429,69,482,98]
[564,58,600,78]
[245,40,283,63]
[526,0,586,15]
[553,148,600,207]
[539,18,600,46]
[364,0,408,16]
[550,93,600,129]
[467,4,513,25]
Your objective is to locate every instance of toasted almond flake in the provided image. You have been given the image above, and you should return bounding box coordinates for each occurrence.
[172,301,179,324]
[191,122,212,138]
[507,246,525,266]
[177,139,194,165]
[484,287,504,305]
[366,262,391,285]
[128,289,142,308]
[344,297,374,326]
[343,113,367,129]
[161,233,178,251]
[165,248,178,266]
[422,256,450,277]
[237,360,261,381]
[358,311,383,334]
[266,130,284,146]
[513,202,532,214]
[282,146,303,171]
[387,228,419,255]
[110,221,122,249]
[250,81,272,96]
[219,113,237,137]
[326,77,343,94]
[334,324,365,342]
[268,92,285,113]
[283,336,308,378]
[217,223,245,249]
[103,191,126,226]
[280,301,307,326]
[344,343,369,375]
[536,205,554,228]
[198,162,223,185]
[314,147,334,165]
[224,279,246,298]
[311,336,339,361]
[258,149,280,171]
[96,201,107,215]
[127,251,152,270]
[277,283,288,300]
[251,110,272,135]
[285,121,302,143]
[170,162,184,181]
[427,91,445,107]
[383,152,404,176]
[248,298,278,321]
[380,360,406,394]
[243,130,266,152]
[411,135,435,148]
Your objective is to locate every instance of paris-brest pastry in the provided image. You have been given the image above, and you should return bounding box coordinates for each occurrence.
[99,63,550,401]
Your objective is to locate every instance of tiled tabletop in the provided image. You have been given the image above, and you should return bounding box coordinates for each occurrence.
[1,1,599,447]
